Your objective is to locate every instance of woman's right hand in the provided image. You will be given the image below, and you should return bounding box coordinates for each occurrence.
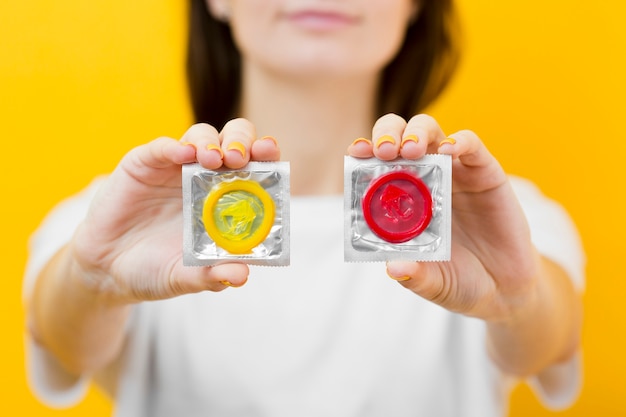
[70,119,280,304]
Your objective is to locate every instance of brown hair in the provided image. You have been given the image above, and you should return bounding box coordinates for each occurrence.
[187,0,460,128]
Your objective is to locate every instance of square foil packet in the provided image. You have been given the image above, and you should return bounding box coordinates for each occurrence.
[183,162,290,266]
[344,155,451,262]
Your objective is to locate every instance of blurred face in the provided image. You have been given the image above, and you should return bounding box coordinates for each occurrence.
[207,0,417,78]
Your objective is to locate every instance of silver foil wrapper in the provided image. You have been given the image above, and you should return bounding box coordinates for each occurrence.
[344,155,451,262]
[183,162,290,266]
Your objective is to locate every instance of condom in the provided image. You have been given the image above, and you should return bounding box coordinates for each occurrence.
[203,179,275,254]
[344,155,451,262]
[183,162,290,266]
[362,171,433,243]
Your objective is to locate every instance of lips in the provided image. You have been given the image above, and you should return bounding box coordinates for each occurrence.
[284,9,360,31]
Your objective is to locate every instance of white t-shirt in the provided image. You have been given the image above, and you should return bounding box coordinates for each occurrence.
[23,176,585,417]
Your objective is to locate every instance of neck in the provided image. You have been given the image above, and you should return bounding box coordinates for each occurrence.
[240,64,379,195]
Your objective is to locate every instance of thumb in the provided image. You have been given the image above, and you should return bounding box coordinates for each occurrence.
[386,261,452,307]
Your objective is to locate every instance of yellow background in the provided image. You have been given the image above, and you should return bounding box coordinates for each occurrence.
[1,0,624,415]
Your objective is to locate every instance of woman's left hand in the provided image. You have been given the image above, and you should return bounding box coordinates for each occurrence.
[347,113,540,323]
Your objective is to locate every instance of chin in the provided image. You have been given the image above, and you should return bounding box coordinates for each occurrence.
[266,53,384,80]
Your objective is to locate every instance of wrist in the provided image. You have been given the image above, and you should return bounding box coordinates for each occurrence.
[67,240,132,308]
[485,254,582,376]
[485,249,543,326]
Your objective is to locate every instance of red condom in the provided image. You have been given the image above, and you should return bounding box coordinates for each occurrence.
[362,171,433,243]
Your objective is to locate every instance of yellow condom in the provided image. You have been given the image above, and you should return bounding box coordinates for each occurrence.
[203,179,275,254]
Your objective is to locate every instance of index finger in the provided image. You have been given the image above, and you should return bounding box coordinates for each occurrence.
[220,118,256,169]
[401,114,448,158]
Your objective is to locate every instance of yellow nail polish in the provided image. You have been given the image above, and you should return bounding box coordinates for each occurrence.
[181,141,196,150]
[260,135,278,146]
[206,144,224,158]
[439,137,457,147]
[375,135,396,148]
[400,135,419,148]
[386,268,412,282]
[391,276,412,282]
[350,137,373,147]
[226,141,246,158]
[220,280,243,288]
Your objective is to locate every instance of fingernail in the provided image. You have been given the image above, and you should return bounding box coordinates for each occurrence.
[439,137,457,147]
[386,268,411,282]
[220,280,244,288]
[260,135,278,146]
[206,144,224,158]
[181,141,196,150]
[400,134,419,148]
[375,135,396,149]
[350,137,373,147]
[226,141,246,158]
[389,274,412,282]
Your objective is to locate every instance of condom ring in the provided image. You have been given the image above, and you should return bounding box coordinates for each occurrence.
[362,171,433,243]
[203,179,275,254]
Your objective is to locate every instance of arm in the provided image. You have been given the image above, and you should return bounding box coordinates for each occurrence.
[26,120,280,376]
[348,113,583,378]
[485,255,582,377]
[29,243,132,375]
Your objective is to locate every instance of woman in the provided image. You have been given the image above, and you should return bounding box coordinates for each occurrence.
[24,0,585,415]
